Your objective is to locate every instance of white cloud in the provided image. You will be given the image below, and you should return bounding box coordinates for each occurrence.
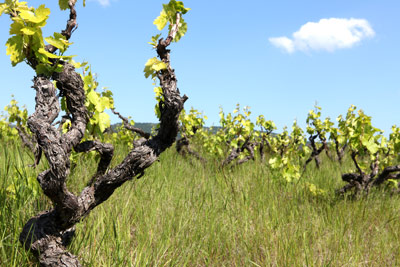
[89,0,114,7]
[269,18,375,53]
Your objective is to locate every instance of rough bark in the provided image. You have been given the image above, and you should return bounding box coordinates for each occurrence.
[222,138,256,167]
[336,155,400,196]
[74,140,114,186]
[19,7,187,266]
[373,165,400,186]
[45,0,77,54]
[14,124,44,167]
[303,133,326,172]
[333,137,347,164]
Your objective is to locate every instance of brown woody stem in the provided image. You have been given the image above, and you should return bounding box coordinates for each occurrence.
[20,10,187,267]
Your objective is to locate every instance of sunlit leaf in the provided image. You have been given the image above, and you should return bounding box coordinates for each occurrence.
[45,33,70,52]
[35,63,52,76]
[144,57,167,78]
[0,4,7,16]
[87,90,100,106]
[19,5,50,24]
[59,0,69,10]
[21,27,37,35]
[154,10,168,31]
[6,35,24,66]
[98,112,110,133]
[9,21,24,35]
[38,48,76,59]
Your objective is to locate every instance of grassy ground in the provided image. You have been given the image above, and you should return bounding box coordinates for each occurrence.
[1,140,400,266]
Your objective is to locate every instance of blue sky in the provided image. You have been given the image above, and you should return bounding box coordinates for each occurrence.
[1,0,399,134]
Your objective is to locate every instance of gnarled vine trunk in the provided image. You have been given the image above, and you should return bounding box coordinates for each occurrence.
[221,138,256,168]
[336,152,400,196]
[18,4,187,266]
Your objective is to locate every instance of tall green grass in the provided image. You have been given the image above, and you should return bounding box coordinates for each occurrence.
[1,140,400,266]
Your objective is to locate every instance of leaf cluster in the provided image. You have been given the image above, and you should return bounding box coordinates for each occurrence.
[0,119,18,141]
[153,0,189,42]
[179,108,207,138]
[268,121,309,182]
[306,105,333,141]
[337,106,385,172]
[81,66,114,139]
[1,1,75,74]
[4,98,28,127]
[144,57,167,79]
[58,0,86,11]
[144,1,190,122]
[108,119,140,148]
[202,105,256,159]
[256,114,276,146]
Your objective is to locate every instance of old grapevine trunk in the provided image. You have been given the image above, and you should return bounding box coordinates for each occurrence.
[336,152,400,195]
[19,8,187,267]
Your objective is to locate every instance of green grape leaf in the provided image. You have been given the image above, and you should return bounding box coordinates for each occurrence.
[155,1,190,32]
[148,33,162,48]
[35,64,52,76]
[173,1,190,14]
[0,4,6,16]
[144,58,156,78]
[70,60,88,69]
[83,73,94,91]
[54,64,64,72]
[62,120,71,134]
[19,5,50,24]
[45,33,70,52]
[9,21,24,35]
[154,86,164,99]
[154,10,168,31]
[87,90,100,106]
[38,48,76,59]
[95,97,111,112]
[153,61,167,71]
[19,10,38,22]
[154,105,161,119]
[32,29,46,48]
[163,0,190,22]
[21,27,37,35]
[35,4,51,21]
[162,3,175,23]
[144,57,167,78]
[101,89,114,103]
[34,49,49,65]
[362,137,379,154]
[6,35,24,66]
[98,112,110,133]
[59,0,69,10]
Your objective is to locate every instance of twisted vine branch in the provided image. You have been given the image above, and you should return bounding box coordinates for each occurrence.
[19,5,187,266]
[111,108,150,139]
